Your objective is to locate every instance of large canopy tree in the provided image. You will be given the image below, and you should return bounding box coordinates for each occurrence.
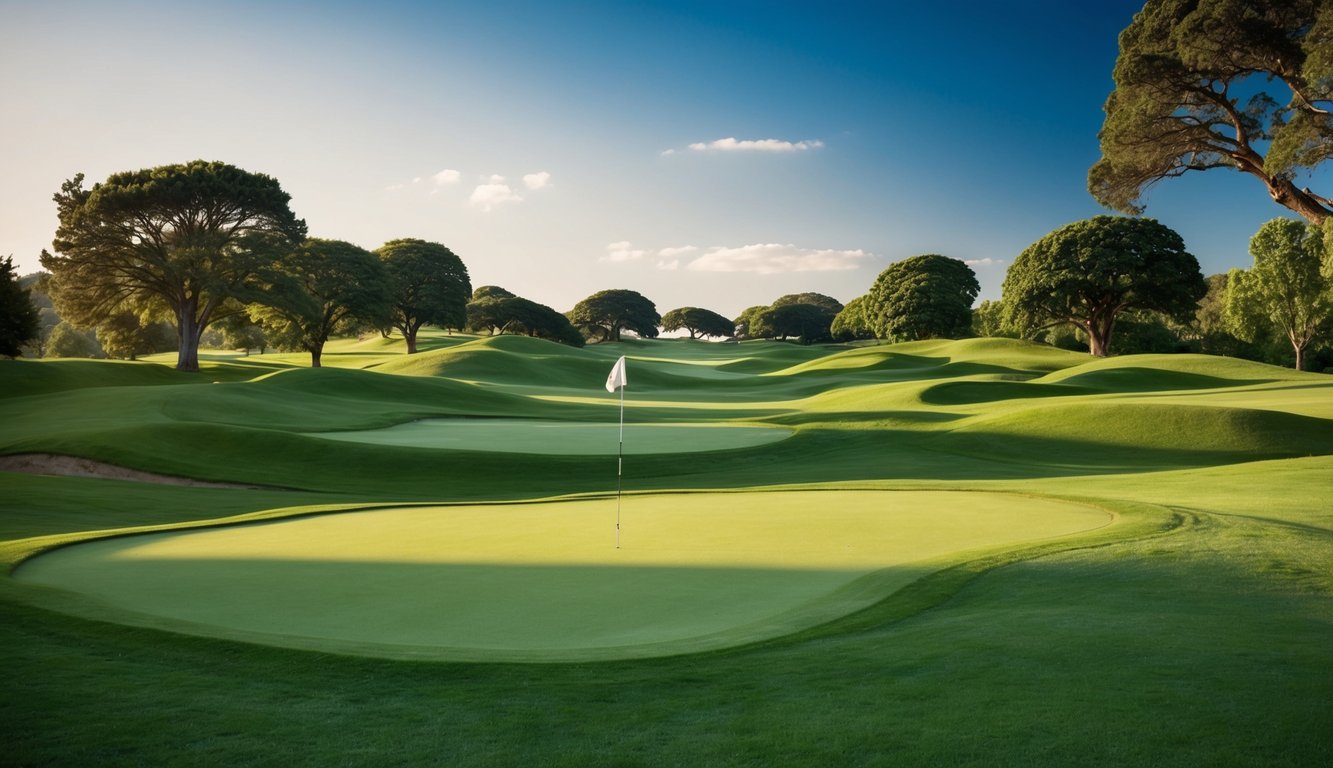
[376,239,471,354]
[41,161,307,371]
[249,238,393,367]
[567,289,660,342]
[661,307,734,339]
[1226,217,1332,370]
[1090,0,1333,225]
[0,255,40,358]
[752,302,838,344]
[864,254,979,342]
[1003,216,1205,357]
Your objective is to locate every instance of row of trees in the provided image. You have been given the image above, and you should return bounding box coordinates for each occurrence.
[23,161,475,370]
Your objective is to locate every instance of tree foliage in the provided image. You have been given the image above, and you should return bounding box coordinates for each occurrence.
[1225,217,1333,370]
[466,294,584,346]
[733,306,768,339]
[40,161,307,371]
[1090,0,1333,224]
[472,285,515,301]
[971,299,1017,338]
[864,254,979,342]
[770,293,844,314]
[567,289,660,342]
[0,255,40,358]
[95,312,176,360]
[1002,216,1205,357]
[830,296,875,341]
[376,239,471,354]
[660,307,734,339]
[45,321,101,358]
[249,238,393,367]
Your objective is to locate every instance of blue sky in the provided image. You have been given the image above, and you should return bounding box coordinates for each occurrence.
[2,0,1327,317]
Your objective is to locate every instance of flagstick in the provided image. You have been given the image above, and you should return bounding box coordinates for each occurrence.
[616,382,624,549]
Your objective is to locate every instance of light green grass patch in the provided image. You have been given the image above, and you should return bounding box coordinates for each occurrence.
[307,418,792,454]
[14,490,1111,661]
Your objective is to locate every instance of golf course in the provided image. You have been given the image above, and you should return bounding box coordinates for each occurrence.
[2,331,1330,765]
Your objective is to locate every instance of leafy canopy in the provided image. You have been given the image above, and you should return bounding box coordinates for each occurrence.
[1226,217,1333,370]
[376,238,471,354]
[40,160,306,371]
[1090,0,1333,224]
[249,238,393,367]
[661,307,735,339]
[864,255,979,342]
[567,289,660,342]
[0,255,40,358]
[1002,216,1204,357]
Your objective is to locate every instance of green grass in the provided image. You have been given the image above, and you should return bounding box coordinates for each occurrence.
[2,335,1331,766]
[12,491,1111,661]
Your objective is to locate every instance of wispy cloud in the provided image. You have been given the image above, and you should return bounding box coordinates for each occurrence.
[684,137,824,153]
[683,243,869,274]
[433,168,461,185]
[601,241,647,263]
[470,175,523,211]
[523,171,551,190]
[963,257,1004,267]
[658,245,699,258]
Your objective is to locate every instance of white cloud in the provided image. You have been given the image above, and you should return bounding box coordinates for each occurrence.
[523,171,551,190]
[660,148,676,157]
[602,241,647,263]
[412,176,423,184]
[470,178,522,211]
[963,257,1004,267]
[658,245,699,258]
[685,243,869,274]
[686,137,824,153]
[433,169,461,185]
[657,258,680,271]
[384,183,405,191]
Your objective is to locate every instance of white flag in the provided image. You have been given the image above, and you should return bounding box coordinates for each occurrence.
[605,356,628,392]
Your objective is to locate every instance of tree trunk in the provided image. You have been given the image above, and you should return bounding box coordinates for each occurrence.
[1086,315,1114,357]
[176,300,202,372]
[403,324,418,354]
[1291,332,1306,371]
[310,343,323,368]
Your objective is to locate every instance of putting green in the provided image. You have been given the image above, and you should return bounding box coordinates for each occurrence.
[306,418,791,454]
[16,491,1111,661]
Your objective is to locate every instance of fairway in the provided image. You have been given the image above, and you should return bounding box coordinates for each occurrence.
[308,418,791,454]
[15,490,1109,661]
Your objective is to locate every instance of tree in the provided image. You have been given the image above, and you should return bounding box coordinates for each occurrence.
[567,289,660,342]
[41,161,307,371]
[249,239,393,367]
[1226,217,1333,370]
[95,312,176,360]
[377,239,471,354]
[864,254,979,342]
[45,321,101,358]
[754,303,836,344]
[0,255,40,358]
[472,285,515,301]
[1090,0,1333,225]
[466,294,584,346]
[1003,216,1205,357]
[971,299,1016,338]
[830,296,875,341]
[733,306,768,339]
[771,292,844,314]
[220,322,267,356]
[661,307,734,339]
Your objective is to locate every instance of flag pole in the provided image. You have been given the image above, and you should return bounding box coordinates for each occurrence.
[605,355,627,550]
[616,381,624,549]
